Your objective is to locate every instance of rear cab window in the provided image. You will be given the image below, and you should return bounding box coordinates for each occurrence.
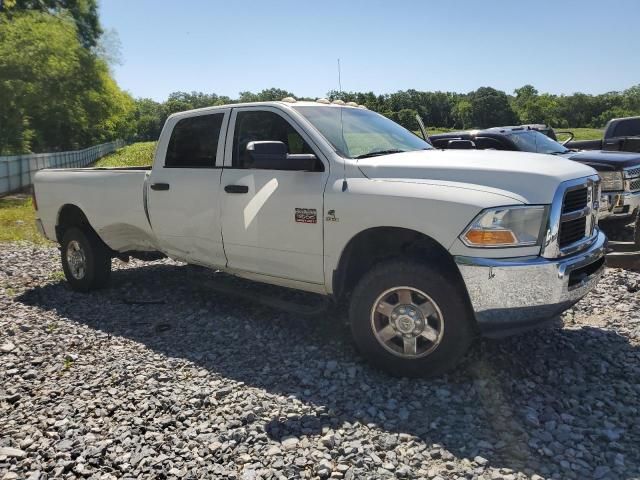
[612,118,640,138]
[165,113,224,168]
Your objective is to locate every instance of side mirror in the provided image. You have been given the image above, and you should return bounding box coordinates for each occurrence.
[447,139,476,150]
[246,141,318,171]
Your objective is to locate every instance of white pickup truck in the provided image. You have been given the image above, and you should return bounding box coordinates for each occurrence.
[33,100,607,376]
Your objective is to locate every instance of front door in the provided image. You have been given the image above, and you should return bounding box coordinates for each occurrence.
[147,109,229,267]
[220,107,328,284]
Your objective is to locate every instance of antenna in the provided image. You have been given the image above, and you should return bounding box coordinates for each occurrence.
[338,58,348,192]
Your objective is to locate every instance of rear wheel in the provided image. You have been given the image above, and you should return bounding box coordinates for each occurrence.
[349,259,474,377]
[61,227,111,292]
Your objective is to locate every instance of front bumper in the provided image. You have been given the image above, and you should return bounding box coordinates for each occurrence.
[455,230,606,337]
[599,190,640,220]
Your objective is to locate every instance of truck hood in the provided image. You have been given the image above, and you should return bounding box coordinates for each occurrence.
[357,149,596,204]
[564,150,640,171]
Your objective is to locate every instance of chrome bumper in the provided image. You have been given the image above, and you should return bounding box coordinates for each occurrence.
[455,230,606,337]
[599,190,640,220]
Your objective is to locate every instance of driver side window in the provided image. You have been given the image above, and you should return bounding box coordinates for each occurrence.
[232,110,321,170]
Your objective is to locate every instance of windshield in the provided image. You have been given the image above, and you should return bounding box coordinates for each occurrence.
[292,106,432,158]
[507,130,569,155]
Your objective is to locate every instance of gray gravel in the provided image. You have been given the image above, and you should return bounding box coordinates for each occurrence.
[1,243,639,480]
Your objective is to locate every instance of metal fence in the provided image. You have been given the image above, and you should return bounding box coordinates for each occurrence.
[0,139,125,196]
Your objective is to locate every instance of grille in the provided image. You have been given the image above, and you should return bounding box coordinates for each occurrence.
[562,187,588,214]
[543,178,599,258]
[625,167,640,178]
[630,178,640,192]
[559,217,587,247]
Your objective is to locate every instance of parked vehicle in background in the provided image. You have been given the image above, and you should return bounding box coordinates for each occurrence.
[430,126,640,246]
[564,116,640,153]
[33,100,606,376]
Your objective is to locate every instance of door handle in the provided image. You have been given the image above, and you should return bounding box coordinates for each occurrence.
[224,185,249,194]
[150,183,170,191]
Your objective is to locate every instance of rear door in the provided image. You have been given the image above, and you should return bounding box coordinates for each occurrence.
[147,109,229,267]
[219,106,328,284]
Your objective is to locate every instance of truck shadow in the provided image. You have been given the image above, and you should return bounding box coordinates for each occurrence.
[17,262,639,478]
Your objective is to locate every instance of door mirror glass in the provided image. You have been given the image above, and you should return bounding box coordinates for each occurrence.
[246,141,317,171]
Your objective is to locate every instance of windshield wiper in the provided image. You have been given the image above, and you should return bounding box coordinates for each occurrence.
[354,149,406,159]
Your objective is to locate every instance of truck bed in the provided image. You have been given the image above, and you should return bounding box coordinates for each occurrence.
[34,168,157,252]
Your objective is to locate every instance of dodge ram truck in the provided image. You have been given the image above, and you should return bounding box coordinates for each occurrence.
[33,100,607,376]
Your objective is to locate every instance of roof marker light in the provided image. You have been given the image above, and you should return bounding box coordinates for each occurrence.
[346,101,358,107]
[281,97,297,103]
[316,98,331,104]
[332,99,346,105]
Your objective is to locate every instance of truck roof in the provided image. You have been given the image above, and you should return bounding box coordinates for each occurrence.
[167,99,368,120]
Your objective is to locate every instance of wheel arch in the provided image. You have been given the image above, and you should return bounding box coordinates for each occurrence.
[55,204,107,250]
[332,226,471,307]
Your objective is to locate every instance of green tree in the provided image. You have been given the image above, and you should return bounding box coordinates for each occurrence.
[3,0,102,48]
[133,98,166,141]
[465,87,517,128]
[239,88,296,102]
[453,99,473,129]
[395,109,419,130]
[0,11,134,153]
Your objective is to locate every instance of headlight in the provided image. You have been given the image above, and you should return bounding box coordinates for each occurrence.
[461,206,547,248]
[599,171,623,192]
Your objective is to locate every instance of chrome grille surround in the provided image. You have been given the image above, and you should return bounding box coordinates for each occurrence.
[541,175,601,259]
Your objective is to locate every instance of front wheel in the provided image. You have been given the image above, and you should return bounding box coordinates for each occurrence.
[349,259,474,377]
[61,227,112,292]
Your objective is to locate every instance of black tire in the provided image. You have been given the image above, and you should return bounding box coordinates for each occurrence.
[61,227,111,292]
[349,259,474,377]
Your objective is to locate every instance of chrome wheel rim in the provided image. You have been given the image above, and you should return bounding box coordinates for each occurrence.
[370,286,444,358]
[66,240,86,280]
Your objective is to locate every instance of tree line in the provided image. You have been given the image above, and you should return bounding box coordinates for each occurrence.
[1,2,639,154]
[132,84,640,142]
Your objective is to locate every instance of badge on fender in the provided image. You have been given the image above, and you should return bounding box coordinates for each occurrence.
[295,208,317,224]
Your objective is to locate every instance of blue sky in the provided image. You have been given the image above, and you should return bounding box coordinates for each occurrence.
[99,0,640,101]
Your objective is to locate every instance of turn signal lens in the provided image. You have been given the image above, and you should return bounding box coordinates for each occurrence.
[464,229,516,246]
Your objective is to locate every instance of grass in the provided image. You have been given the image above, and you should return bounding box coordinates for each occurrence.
[555,127,603,142]
[94,141,157,168]
[0,196,49,244]
[62,357,73,370]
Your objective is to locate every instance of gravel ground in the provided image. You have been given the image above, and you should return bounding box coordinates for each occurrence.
[1,244,639,480]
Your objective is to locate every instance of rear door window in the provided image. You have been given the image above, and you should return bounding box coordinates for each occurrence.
[165,113,224,168]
